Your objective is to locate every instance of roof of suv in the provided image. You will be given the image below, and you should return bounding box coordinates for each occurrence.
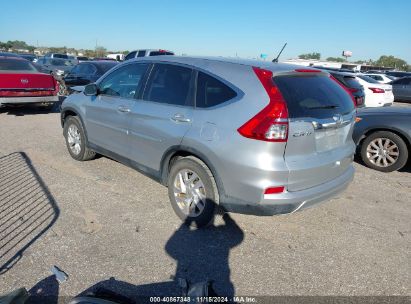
[128,55,319,74]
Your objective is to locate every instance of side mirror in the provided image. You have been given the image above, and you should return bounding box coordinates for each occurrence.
[84,83,98,96]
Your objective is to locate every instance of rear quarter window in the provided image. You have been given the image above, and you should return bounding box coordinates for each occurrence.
[196,72,237,108]
[274,74,355,119]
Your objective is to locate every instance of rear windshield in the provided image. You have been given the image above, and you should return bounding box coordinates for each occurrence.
[357,75,380,84]
[53,54,68,59]
[0,58,37,72]
[274,74,355,119]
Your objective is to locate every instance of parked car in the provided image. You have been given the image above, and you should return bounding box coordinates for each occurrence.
[324,70,365,107]
[390,76,411,102]
[64,61,118,89]
[353,107,411,172]
[61,57,356,227]
[355,75,393,107]
[365,73,396,84]
[92,57,116,61]
[124,49,174,61]
[0,56,59,108]
[17,53,37,62]
[35,57,75,78]
[44,53,69,59]
[76,56,89,63]
[386,71,411,78]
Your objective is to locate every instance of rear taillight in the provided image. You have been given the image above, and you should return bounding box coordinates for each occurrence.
[237,67,289,142]
[54,79,59,95]
[329,75,357,107]
[369,87,385,93]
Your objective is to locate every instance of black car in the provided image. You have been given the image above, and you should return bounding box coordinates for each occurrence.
[63,61,118,88]
[327,71,365,108]
[353,107,411,172]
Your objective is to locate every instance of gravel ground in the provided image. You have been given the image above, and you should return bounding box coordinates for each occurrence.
[0,102,410,301]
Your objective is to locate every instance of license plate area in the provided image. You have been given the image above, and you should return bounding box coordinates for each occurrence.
[315,125,349,152]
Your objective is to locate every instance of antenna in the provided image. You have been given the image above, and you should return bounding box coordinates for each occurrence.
[272,43,287,63]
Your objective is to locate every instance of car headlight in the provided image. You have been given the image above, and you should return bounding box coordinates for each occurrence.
[55,69,64,76]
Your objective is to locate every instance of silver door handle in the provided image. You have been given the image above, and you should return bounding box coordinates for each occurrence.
[118,106,130,113]
[171,114,191,123]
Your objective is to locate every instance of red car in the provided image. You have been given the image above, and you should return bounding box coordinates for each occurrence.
[0,56,59,108]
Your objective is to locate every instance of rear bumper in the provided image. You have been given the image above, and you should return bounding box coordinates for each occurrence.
[0,95,59,105]
[221,165,354,215]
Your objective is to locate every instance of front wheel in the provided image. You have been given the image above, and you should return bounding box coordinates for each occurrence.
[63,116,96,161]
[360,131,408,172]
[168,157,219,228]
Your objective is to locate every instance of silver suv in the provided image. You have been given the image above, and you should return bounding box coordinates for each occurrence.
[61,56,356,227]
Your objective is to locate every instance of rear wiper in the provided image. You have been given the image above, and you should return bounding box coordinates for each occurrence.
[307,105,339,109]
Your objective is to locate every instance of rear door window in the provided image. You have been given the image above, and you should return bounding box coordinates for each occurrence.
[274,74,355,119]
[137,50,146,57]
[196,72,236,108]
[143,64,193,106]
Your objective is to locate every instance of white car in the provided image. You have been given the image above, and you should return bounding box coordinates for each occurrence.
[356,75,394,107]
[365,73,396,84]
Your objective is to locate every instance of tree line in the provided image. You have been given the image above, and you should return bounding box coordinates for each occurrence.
[298,52,409,71]
[0,40,128,58]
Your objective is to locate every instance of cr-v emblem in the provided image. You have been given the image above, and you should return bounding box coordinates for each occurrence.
[293,131,312,137]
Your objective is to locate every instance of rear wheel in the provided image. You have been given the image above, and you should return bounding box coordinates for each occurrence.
[63,116,96,161]
[168,157,219,228]
[360,131,408,172]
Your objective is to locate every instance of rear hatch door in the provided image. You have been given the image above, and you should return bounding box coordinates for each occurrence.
[274,72,356,192]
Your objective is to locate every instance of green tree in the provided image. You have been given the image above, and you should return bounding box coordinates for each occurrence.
[326,57,346,62]
[375,55,408,71]
[298,52,321,60]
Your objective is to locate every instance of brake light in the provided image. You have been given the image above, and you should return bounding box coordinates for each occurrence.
[369,87,385,93]
[54,78,59,96]
[237,67,288,142]
[329,75,357,107]
[264,186,285,195]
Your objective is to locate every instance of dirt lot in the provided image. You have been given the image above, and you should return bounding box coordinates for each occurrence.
[0,102,410,300]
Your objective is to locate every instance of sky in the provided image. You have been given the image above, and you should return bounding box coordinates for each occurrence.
[1,0,410,62]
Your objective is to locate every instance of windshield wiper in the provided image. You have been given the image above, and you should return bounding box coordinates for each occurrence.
[307,105,339,109]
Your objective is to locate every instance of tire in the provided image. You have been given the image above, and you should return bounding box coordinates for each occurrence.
[167,156,219,228]
[360,131,408,172]
[63,116,96,161]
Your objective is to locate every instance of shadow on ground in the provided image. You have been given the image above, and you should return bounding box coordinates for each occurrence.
[0,152,60,274]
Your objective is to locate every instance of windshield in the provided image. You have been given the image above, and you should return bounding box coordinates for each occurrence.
[0,58,37,72]
[49,59,74,66]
